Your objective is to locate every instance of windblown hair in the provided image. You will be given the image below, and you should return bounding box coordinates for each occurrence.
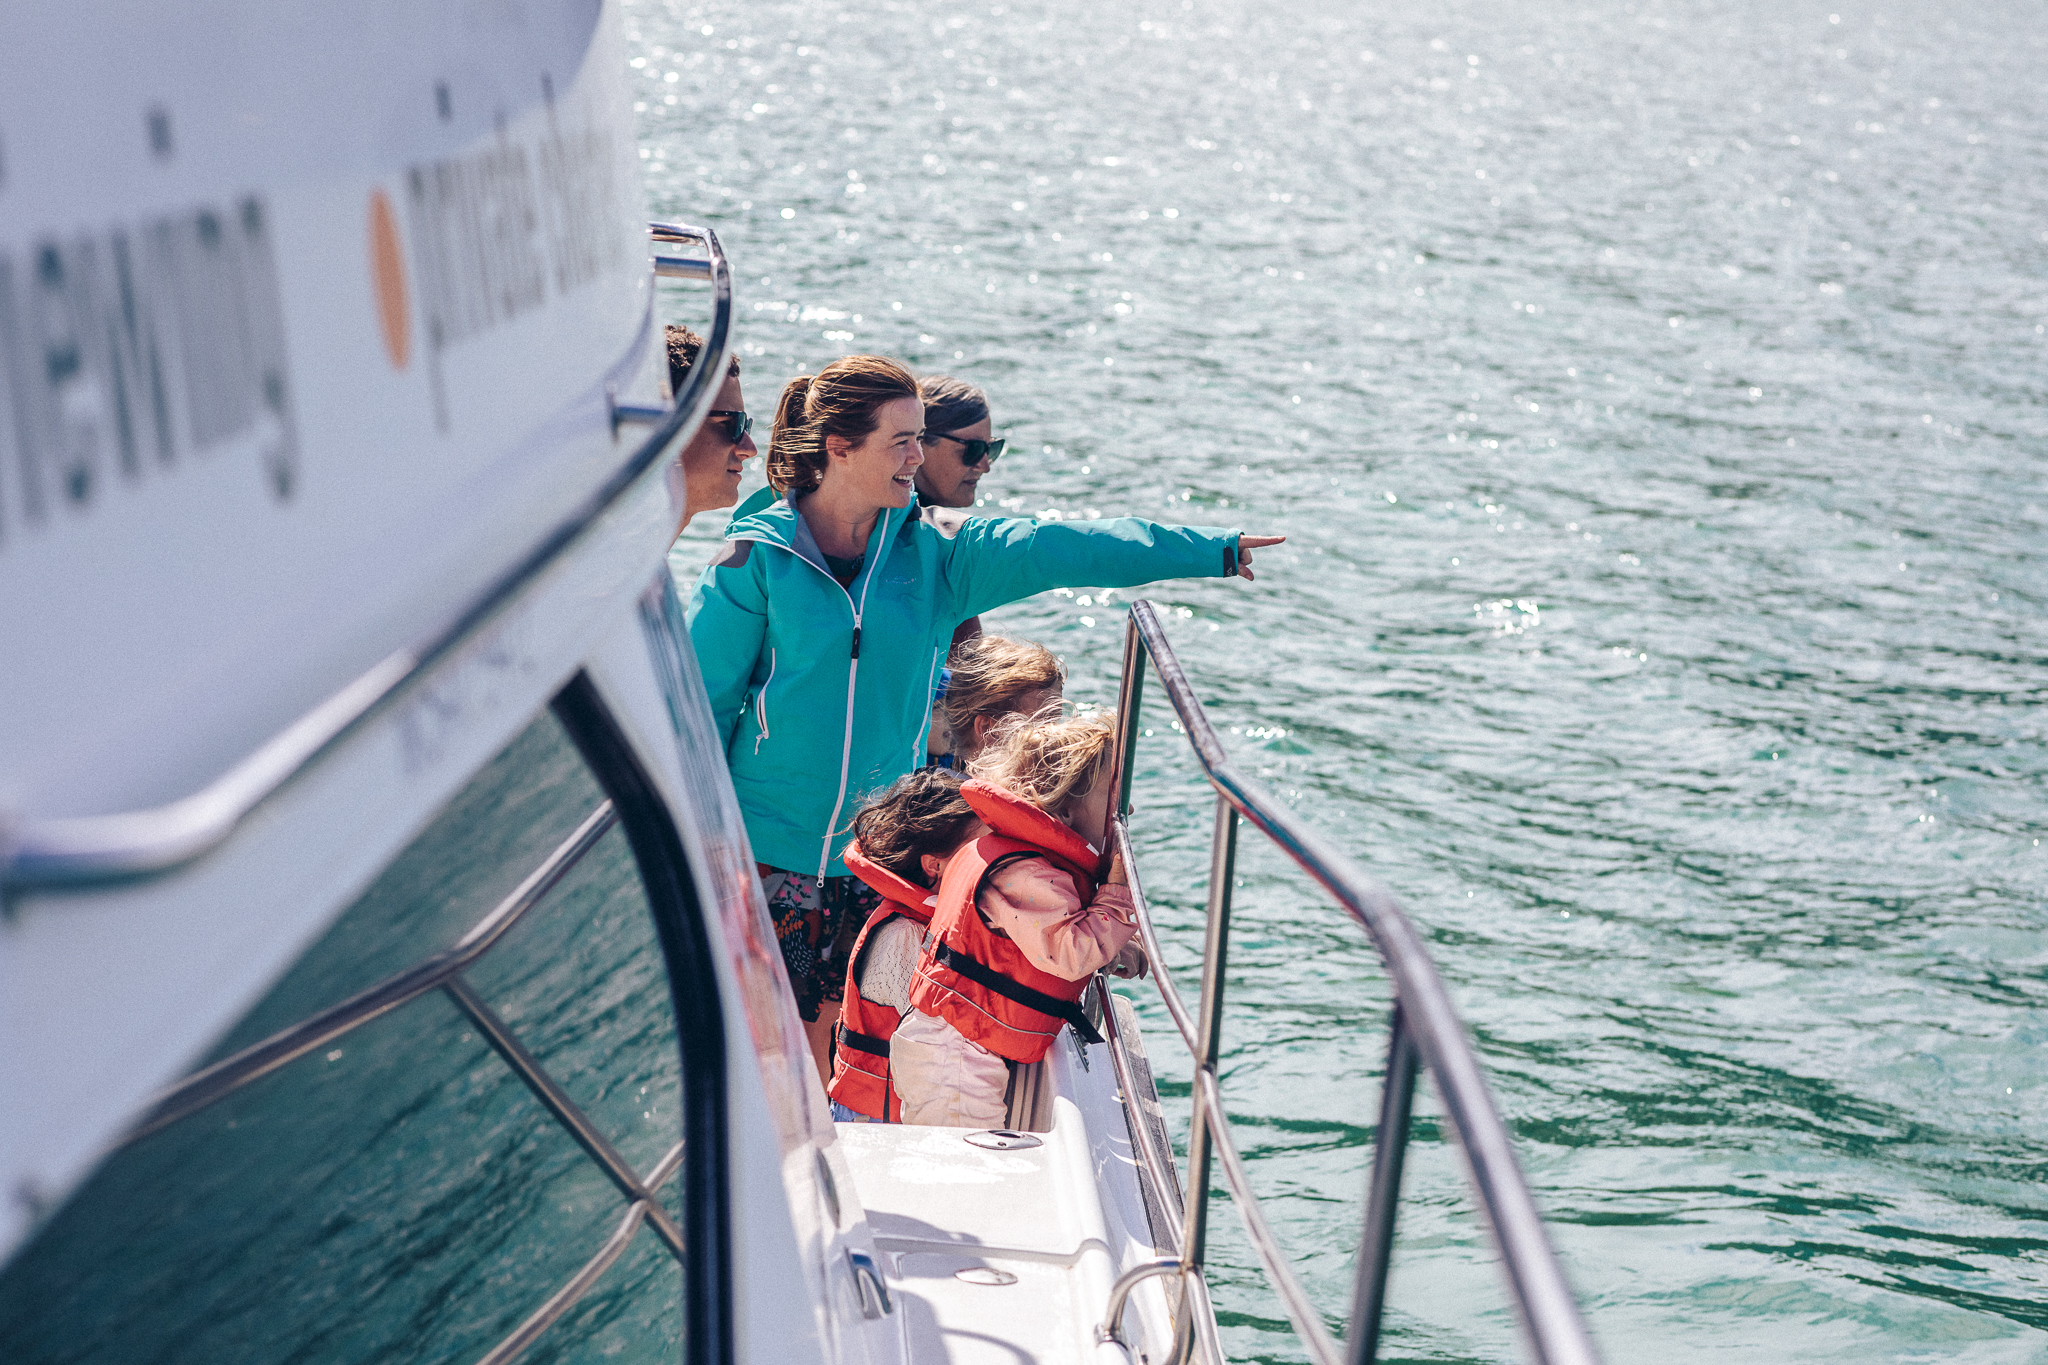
[850,768,980,888]
[968,711,1117,816]
[941,636,1064,753]
[665,324,740,397]
[918,374,990,436]
[768,354,920,495]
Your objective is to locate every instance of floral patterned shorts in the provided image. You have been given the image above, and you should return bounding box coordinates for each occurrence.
[758,864,882,1023]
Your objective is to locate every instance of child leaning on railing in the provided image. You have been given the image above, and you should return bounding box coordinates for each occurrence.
[894,710,1147,1128]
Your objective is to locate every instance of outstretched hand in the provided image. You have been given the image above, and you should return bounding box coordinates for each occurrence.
[1237,534,1286,581]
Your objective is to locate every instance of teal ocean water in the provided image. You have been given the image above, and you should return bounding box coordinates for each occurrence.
[643,0,2048,1359]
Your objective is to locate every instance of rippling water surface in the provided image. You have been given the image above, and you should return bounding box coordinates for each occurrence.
[641,0,2048,1358]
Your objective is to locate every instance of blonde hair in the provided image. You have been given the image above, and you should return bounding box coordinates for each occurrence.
[942,636,1065,749]
[768,354,920,495]
[968,711,1117,815]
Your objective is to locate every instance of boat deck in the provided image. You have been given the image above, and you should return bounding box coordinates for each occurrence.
[835,997,1179,1365]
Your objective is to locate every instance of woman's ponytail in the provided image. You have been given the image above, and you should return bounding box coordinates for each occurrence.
[763,355,919,497]
[767,376,816,494]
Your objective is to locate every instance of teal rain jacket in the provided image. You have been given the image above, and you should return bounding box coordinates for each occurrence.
[687,494,1242,879]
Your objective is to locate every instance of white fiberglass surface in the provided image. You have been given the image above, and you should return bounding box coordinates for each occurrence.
[0,0,655,827]
[836,1033,1178,1365]
[0,470,680,1264]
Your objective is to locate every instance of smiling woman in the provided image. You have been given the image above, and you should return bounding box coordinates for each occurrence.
[769,356,928,568]
[687,352,1280,1080]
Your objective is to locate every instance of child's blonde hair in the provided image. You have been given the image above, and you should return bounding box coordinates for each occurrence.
[941,635,1065,745]
[967,710,1117,814]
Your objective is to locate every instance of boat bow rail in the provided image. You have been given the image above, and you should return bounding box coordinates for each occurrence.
[610,222,722,430]
[1097,600,1603,1365]
[0,223,733,900]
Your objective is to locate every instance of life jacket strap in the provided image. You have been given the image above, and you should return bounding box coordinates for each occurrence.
[837,1023,892,1059]
[930,941,1104,1045]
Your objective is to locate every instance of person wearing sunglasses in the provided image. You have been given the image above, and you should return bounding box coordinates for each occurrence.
[916,374,1014,670]
[912,376,1006,758]
[913,375,1003,510]
[664,324,761,537]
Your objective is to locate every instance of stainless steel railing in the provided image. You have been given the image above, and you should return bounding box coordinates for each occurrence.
[1095,600,1603,1365]
[611,221,724,429]
[474,1140,684,1365]
[115,799,687,1365]
[123,800,620,1142]
[0,221,733,897]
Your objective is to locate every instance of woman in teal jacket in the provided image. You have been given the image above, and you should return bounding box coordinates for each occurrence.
[687,353,1281,1076]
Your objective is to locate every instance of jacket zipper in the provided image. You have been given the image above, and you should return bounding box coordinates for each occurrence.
[816,550,879,880]
[915,645,942,768]
[732,510,890,881]
[752,649,777,755]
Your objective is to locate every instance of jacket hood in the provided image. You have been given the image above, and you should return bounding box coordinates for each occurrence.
[725,481,781,529]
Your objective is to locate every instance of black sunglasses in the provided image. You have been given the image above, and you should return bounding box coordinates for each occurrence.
[707,409,752,443]
[921,431,1005,467]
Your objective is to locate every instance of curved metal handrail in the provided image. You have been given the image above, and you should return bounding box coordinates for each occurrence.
[122,800,618,1144]
[471,1140,685,1365]
[1097,1259,1182,1353]
[0,224,733,895]
[1111,819,1199,1055]
[1193,1070,1341,1365]
[1117,599,1601,1365]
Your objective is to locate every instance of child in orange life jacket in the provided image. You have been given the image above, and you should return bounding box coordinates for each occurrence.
[895,711,1148,1128]
[826,769,987,1123]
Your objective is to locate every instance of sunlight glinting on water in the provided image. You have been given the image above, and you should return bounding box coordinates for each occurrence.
[645,0,2048,1358]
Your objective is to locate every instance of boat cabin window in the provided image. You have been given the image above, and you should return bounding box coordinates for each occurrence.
[0,689,712,1365]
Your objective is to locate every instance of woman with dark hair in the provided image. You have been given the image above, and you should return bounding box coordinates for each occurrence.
[915,374,997,650]
[688,352,1281,1078]
[913,375,996,510]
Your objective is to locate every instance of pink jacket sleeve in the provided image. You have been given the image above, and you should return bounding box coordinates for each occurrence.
[977,860,1139,981]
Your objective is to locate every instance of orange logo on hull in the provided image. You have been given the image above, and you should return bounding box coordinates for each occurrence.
[368,188,410,369]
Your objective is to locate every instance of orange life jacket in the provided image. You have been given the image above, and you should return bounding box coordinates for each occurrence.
[826,840,939,1122]
[905,780,1107,1064]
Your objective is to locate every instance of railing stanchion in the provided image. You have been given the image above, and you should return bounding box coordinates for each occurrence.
[1113,616,1148,819]
[1109,599,1603,1365]
[1346,1001,1420,1365]
[1180,793,1239,1272]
